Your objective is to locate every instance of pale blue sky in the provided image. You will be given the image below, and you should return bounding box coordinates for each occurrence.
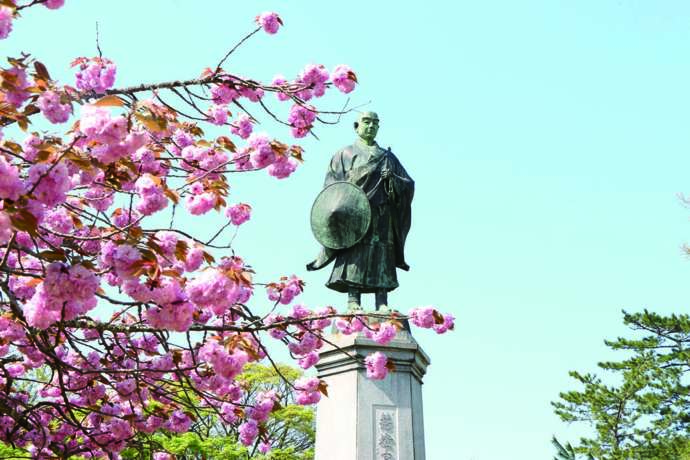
[6,1,690,458]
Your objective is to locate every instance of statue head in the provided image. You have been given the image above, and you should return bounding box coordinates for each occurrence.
[354,111,379,145]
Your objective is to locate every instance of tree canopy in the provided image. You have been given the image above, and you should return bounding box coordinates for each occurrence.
[0,2,453,458]
[553,310,690,460]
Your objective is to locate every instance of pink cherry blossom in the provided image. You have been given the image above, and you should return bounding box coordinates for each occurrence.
[0,156,24,200]
[22,133,41,161]
[27,162,71,207]
[256,12,281,34]
[246,390,277,422]
[266,275,303,305]
[238,419,259,445]
[23,262,99,329]
[267,155,298,179]
[247,132,276,169]
[199,341,249,380]
[226,203,251,225]
[165,410,191,433]
[44,0,65,8]
[335,316,367,335]
[145,301,194,332]
[185,191,216,215]
[185,268,240,313]
[206,104,228,126]
[7,363,24,378]
[331,64,357,94]
[172,129,194,147]
[290,303,310,320]
[4,67,30,106]
[294,376,322,405]
[134,174,168,216]
[153,453,172,460]
[84,185,114,212]
[271,74,290,101]
[433,313,455,334]
[220,402,238,424]
[230,114,253,139]
[0,211,11,245]
[409,306,436,329]
[298,351,319,369]
[37,90,72,124]
[288,104,316,138]
[74,57,116,93]
[0,7,13,40]
[295,376,320,393]
[365,351,389,380]
[79,104,146,164]
[211,83,239,104]
[239,85,264,102]
[297,64,329,99]
[370,322,397,345]
[264,314,287,339]
[112,208,139,228]
[181,145,228,173]
[102,242,141,279]
[295,390,320,405]
[133,147,168,176]
[184,246,204,272]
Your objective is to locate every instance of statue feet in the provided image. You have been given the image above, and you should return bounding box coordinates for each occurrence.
[376,304,392,313]
[347,290,362,312]
[375,290,389,313]
[347,300,363,311]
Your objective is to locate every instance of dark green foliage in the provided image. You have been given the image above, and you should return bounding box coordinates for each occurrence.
[553,310,690,459]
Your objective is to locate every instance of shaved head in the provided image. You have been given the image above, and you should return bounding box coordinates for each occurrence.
[354,111,380,145]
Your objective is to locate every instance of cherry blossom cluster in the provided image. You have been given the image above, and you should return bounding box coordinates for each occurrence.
[72,57,117,94]
[256,11,282,34]
[0,5,454,458]
[36,90,72,123]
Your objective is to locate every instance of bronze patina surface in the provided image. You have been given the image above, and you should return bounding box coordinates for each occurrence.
[307,112,414,311]
[310,181,371,250]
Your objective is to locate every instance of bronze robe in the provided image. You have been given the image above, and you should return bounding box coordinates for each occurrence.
[307,142,414,293]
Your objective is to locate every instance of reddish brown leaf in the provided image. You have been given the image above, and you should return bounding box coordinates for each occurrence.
[33,61,51,81]
[93,95,125,107]
[163,187,179,205]
[216,135,236,152]
[39,250,67,262]
[432,310,445,325]
[174,240,189,261]
[134,112,167,132]
[318,381,329,397]
[9,209,38,235]
[202,251,215,264]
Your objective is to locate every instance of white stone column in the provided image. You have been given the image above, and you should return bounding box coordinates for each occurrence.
[314,327,430,460]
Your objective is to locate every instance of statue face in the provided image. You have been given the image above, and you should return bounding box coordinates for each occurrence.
[355,112,379,143]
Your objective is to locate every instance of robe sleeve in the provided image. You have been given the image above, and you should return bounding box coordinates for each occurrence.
[388,153,414,271]
[324,149,347,186]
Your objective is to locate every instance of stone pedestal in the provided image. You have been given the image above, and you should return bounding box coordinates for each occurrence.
[314,328,430,460]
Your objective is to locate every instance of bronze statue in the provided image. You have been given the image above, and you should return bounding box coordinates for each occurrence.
[307,112,414,311]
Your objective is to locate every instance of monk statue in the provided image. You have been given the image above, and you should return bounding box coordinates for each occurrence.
[307,112,414,311]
